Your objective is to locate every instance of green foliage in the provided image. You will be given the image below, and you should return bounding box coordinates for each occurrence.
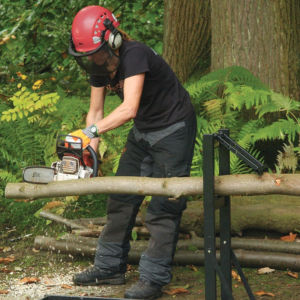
[0,0,164,98]
[1,85,59,122]
[187,66,300,176]
[0,85,90,196]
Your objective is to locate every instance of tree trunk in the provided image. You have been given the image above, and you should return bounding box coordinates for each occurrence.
[162,0,211,83]
[211,0,300,102]
[5,173,300,199]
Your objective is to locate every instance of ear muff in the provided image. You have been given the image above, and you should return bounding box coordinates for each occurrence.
[108,31,122,49]
[103,18,122,50]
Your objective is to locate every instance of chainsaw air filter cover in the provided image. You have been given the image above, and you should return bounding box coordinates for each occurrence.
[60,156,79,174]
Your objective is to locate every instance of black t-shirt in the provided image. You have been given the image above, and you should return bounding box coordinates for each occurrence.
[89,40,194,132]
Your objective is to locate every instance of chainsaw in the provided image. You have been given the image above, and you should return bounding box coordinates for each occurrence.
[23,135,99,184]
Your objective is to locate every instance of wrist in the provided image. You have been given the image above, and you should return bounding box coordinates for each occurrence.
[83,124,100,138]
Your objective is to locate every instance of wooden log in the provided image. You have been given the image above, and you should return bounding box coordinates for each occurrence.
[71,227,190,240]
[58,234,300,255]
[34,236,300,271]
[5,173,300,199]
[160,202,300,237]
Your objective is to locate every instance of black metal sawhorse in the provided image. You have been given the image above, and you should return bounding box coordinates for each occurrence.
[203,129,268,300]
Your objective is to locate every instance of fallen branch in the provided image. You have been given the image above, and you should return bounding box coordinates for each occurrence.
[39,210,88,229]
[5,173,300,199]
[72,216,144,227]
[34,236,300,271]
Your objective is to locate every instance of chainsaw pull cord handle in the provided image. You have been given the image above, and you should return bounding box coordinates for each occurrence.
[86,145,98,177]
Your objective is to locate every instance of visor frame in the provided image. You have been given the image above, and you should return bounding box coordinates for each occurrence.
[68,31,109,57]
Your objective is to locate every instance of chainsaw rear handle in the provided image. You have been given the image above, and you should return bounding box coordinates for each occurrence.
[86,145,98,177]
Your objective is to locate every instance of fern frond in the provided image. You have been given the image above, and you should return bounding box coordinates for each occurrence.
[277,141,298,173]
[271,92,300,112]
[252,119,300,142]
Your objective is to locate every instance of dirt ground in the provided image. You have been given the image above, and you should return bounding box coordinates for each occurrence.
[0,237,300,300]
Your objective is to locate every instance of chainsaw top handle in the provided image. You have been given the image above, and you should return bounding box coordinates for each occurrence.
[56,135,98,177]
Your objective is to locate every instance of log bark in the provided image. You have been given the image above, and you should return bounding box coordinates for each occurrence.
[138,201,300,237]
[5,173,300,199]
[71,227,190,240]
[58,234,300,256]
[34,236,300,271]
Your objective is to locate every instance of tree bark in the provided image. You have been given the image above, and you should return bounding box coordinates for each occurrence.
[174,202,300,237]
[162,0,211,83]
[5,173,300,199]
[34,236,300,271]
[58,234,300,256]
[211,0,300,101]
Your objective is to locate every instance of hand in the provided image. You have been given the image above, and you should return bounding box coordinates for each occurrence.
[66,124,100,149]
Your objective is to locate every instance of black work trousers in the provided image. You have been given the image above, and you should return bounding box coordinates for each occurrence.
[94,112,196,286]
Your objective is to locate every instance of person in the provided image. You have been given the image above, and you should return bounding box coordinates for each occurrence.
[67,5,196,300]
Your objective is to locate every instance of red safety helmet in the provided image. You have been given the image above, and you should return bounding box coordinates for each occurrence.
[69,6,122,75]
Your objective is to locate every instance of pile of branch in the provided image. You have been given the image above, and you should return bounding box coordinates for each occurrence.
[35,208,300,271]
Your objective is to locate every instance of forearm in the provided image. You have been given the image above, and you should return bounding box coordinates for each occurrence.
[94,102,136,134]
[86,109,103,151]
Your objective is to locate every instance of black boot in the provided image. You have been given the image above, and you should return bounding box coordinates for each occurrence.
[124,279,163,299]
[73,265,125,286]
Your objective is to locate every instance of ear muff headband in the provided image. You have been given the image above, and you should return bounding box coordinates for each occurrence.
[103,18,122,49]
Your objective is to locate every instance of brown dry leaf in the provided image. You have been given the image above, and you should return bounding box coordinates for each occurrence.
[0,290,9,294]
[61,284,73,289]
[189,264,198,272]
[257,267,276,275]
[79,293,88,296]
[0,257,15,264]
[32,248,40,253]
[254,290,275,297]
[280,232,297,242]
[127,264,135,271]
[43,201,65,210]
[0,267,12,273]
[287,271,298,279]
[164,288,189,295]
[19,277,40,284]
[231,270,241,282]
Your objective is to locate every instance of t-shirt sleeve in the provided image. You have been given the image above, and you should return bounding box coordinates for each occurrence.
[123,47,150,79]
[89,74,107,87]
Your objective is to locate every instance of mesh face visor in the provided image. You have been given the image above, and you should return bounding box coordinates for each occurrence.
[69,36,120,76]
